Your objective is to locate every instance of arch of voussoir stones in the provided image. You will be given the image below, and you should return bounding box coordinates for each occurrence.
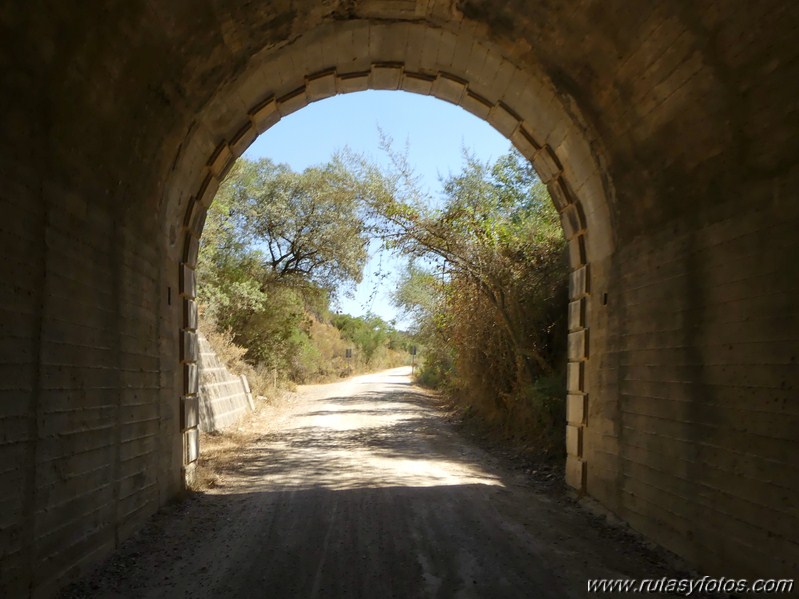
[167,21,615,493]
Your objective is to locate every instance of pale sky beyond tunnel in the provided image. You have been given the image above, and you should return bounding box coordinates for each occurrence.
[244,90,512,328]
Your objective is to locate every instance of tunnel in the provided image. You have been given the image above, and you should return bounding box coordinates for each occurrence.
[1,1,797,594]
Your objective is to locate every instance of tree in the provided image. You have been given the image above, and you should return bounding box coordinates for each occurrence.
[332,313,392,364]
[212,156,370,290]
[197,155,374,367]
[372,144,567,384]
[383,147,568,450]
[392,262,443,331]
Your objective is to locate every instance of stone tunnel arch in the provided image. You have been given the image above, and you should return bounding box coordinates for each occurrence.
[165,20,613,494]
[3,1,798,594]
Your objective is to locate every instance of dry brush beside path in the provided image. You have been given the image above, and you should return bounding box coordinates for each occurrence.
[62,367,691,598]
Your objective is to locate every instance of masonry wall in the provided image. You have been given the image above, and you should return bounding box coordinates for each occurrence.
[0,149,184,596]
[0,5,187,594]
[585,180,799,577]
[197,333,254,433]
[0,1,798,595]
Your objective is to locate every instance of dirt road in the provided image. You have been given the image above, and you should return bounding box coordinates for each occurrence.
[63,367,683,598]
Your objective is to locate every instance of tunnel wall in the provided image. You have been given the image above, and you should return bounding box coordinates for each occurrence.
[586,184,799,575]
[0,1,797,595]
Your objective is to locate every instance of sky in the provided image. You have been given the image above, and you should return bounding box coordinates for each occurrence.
[243,90,511,327]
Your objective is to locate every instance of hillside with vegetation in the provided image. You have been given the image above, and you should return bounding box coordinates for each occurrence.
[198,145,567,456]
[368,143,569,456]
[196,155,412,396]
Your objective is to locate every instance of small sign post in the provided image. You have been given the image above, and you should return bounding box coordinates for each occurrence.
[410,345,417,375]
[345,347,353,371]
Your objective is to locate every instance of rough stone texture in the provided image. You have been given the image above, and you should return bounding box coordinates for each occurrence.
[196,333,254,433]
[0,0,797,594]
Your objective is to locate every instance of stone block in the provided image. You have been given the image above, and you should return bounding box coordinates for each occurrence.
[510,126,541,159]
[560,203,586,240]
[230,121,257,157]
[184,428,199,464]
[565,456,586,491]
[306,69,337,100]
[436,29,458,69]
[250,96,280,133]
[487,102,520,138]
[229,65,267,114]
[401,71,435,96]
[184,362,198,395]
[567,361,584,393]
[182,395,199,430]
[184,461,197,487]
[181,330,198,363]
[182,196,197,230]
[419,28,442,71]
[567,394,587,425]
[190,207,208,238]
[370,64,403,90]
[180,263,196,299]
[207,142,233,178]
[568,234,587,269]
[547,178,573,212]
[464,40,490,81]
[336,71,370,94]
[450,28,476,73]
[569,265,589,300]
[459,90,492,119]
[532,145,563,183]
[566,424,582,456]
[488,59,518,99]
[196,173,220,210]
[431,73,466,104]
[277,86,308,117]
[182,232,199,265]
[402,25,432,72]
[568,298,586,331]
[568,329,587,361]
[368,22,408,60]
[183,299,198,330]
[184,195,208,236]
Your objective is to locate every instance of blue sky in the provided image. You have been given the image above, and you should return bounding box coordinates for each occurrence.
[243,90,511,327]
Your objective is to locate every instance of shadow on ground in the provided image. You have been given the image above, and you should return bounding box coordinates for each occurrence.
[59,373,692,599]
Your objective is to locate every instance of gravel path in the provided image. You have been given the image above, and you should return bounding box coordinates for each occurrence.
[61,367,687,598]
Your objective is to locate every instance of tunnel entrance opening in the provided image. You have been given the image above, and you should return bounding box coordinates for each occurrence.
[188,88,570,479]
[166,22,613,498]
[5,3,798,594]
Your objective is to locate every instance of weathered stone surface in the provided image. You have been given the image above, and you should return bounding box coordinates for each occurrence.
[565,456,586,491]
[196,332,254,432]
[1,0,797,594]
[566,394,587,425]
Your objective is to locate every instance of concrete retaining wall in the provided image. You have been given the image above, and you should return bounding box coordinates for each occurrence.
[197,333,254,432]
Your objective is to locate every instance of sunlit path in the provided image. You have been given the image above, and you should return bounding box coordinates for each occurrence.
[63,368,684,599]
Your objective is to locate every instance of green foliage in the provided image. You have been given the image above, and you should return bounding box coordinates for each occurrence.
[332,313,412,365]
[197,155,409,386]
[198,156,367,368]
[382,146,569,454]
[197,143,568,456]
[208,157,369,288]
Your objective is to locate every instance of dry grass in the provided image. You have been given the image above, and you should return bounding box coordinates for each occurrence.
[202,325,247,373]
[189,390,299,492]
